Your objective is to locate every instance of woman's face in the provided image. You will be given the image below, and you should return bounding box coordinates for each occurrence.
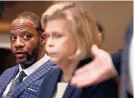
[44,19,76,64]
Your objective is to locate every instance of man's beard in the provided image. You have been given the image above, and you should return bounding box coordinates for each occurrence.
[13,46,40,69]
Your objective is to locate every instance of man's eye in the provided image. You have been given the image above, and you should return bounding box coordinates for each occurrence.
[10,36,17,41]
[24,34,32,40]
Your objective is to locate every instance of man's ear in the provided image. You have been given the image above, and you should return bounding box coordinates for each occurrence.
[41,33,47,44]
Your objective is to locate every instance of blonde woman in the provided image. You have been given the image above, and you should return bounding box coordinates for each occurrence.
[39,2,118,98]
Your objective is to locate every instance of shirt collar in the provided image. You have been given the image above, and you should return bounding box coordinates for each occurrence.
[19,54,50,76]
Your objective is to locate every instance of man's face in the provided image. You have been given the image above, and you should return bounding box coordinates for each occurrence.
[10,18,41,68]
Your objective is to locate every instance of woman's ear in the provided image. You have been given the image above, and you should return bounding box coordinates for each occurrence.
[41,33,47,44]
[98,32,102,45]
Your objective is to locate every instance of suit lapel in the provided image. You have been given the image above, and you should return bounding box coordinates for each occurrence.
[40,67,61,98]
[0,65,19,96]
[11,60,55,98]
[63,58,94,98]
[40,68,77,98]
[63,83,76,98]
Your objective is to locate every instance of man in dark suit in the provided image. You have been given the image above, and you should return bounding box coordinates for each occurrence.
[71,21,133,98]
[0,11,56,98]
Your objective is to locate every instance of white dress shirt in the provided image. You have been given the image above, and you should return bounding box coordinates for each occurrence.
[129,32,134,95]
[53,82,68,98]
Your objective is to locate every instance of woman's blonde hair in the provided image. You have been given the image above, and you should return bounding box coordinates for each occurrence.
[41,2,100,60]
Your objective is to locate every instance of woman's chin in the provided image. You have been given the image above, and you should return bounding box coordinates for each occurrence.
[50,57,60,64]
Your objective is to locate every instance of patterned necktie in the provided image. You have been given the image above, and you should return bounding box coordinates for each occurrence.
[5,71,27,98]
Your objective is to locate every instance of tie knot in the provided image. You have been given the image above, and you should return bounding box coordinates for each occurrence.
[17,71,27,83]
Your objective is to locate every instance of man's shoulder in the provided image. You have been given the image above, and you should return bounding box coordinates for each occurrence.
[41,60,57,69]
[32,60,57,79]
[0,64,19,77]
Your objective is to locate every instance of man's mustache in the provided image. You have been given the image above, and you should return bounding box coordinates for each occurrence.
[13,51,29,56]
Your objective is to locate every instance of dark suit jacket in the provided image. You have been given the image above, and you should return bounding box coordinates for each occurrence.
[39,58,118,98]
[111,21,133,75]
[111,21,133,98]
[120,21,133,98]
[111,49,122,75]
[0,60,56,98]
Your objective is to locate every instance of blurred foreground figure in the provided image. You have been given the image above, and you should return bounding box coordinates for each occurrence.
[39,2,118,98]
